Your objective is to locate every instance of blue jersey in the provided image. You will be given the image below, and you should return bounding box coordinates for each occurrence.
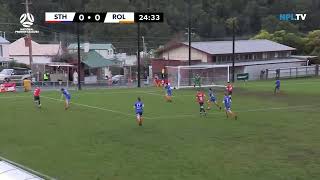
[62,89,71,99]
[223,95,231,108]
[209,90,216,101]
[134,101,144,113]
[165,85,172,96]
[275,80,280,87]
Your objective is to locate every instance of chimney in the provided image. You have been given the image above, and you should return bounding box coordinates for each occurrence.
[84,42,90,52]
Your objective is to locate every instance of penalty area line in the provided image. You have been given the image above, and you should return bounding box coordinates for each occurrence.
[42,96,136,118]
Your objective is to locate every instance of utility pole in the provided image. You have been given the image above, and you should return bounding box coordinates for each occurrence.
[137,22,141,88]
[22,0,33,69]
[185,28,195,43]
[142,36,147,54]
[77,23,82,90]
[232,19,235,82]
[188,0,192,85]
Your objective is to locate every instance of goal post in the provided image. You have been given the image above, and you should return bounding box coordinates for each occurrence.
[166,64,230,89]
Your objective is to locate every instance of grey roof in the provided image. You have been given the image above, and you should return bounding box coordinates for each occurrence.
[0,36,9,44]
[67,43,114,50]
[182,39,296,55]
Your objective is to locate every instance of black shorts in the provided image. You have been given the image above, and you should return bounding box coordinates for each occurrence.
[228,91,233,95]
[199,102,204,106]
[34,96,40,101]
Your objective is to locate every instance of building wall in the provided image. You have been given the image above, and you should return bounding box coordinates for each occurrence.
[214,51,292,64]
[161,46,208,62]
[0,44,9,58]
[10,56,52,64]
[95,49,114,59]
[151,59,202,75]
[124,55,137,66]
[243,61,305,80]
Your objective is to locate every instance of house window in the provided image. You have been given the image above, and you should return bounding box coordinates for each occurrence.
[221,56,226,62]
[262,53,267,59]
[240,54,245,60]
[268,52,275,59]
[226,56,230,62]
[0,45,3,56]
[255,53,262,60]
[212,56,216,63]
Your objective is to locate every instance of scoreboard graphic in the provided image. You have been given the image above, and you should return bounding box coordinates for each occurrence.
[45,12,163,23]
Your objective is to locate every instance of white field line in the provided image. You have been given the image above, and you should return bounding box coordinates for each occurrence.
[149,104,320,120]
[0,95,30,99]
[42,95,320,120]
[71,90,160,96]
[42,96,136,118]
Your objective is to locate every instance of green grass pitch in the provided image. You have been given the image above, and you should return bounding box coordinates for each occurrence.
[0,78,320,180]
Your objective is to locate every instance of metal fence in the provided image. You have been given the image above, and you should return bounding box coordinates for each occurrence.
[15,78,153,91]
[265,65,319,79]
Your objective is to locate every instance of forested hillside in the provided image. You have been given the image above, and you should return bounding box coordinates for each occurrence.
[0,0,319,55]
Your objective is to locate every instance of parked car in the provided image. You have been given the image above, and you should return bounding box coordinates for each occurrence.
[0,68,32,82]
[111,75,124,84]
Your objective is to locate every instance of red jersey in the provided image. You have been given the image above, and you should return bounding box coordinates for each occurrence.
[33,88,41,96]
[196,92,206,103]
[226,84,233,92]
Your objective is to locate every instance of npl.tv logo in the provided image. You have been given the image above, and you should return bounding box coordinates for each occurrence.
[279,13,307,21]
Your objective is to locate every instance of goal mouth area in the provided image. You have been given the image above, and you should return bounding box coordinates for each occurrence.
[166,64,230,89]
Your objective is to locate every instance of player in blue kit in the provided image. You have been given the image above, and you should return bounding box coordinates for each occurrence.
[274,78,280,94]
[165,83,173,102]
[134,97,144,126]
[223,92,237,120]
[207,88,222,110]
[60,88,71,110]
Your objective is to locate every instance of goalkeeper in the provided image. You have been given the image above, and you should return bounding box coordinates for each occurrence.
[193,74,201,88]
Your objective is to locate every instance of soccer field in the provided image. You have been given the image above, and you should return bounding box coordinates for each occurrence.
[0,78,320,180]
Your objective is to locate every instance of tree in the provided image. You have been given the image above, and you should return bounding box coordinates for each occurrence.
[8,60,29,69]
[252,30,273,40]
[305,30,320,57]
[261,15,280,33]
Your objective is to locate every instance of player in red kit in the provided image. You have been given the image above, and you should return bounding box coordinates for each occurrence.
[33,86,41,108]
[226,82,233,100]
[196,90,206,116]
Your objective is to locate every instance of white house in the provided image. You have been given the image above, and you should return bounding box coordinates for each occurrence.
[8,38,62,64]
[67,42,115,59]
[0,36,10,63]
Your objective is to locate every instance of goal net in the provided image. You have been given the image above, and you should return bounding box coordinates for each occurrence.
[166,64,230,89]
